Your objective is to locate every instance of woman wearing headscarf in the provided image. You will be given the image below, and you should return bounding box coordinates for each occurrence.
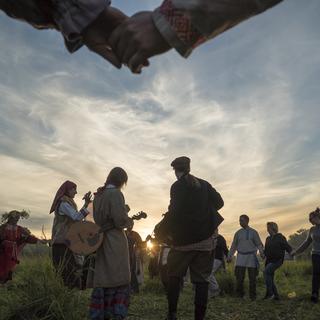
[50,180,92,288]
[263,222,292,300]
[87,167,132,320]
[0,210,41,284]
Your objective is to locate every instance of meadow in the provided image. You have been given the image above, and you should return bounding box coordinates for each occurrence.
[0,254,319,320]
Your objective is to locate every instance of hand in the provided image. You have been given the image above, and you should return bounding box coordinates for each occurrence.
[83,191,92,206]
[226,257,232,263]
[109,11,171,74]
[82,7,128,68]
[39,239,49,245]
[290,250,296,257]
[127,218,134,229]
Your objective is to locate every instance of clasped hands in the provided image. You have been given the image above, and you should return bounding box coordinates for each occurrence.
[82,7,171,74]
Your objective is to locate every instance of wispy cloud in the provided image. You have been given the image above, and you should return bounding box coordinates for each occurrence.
[0,0,319,243]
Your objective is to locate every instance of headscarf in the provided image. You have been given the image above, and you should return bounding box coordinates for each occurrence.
[49,181,77,214]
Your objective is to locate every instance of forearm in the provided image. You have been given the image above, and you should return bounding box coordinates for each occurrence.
[295,238,312,254]
[26,235,39,244]
[0,0,109,52]
[0,0,56,29]
[152,0,284,57]
[59,202,89,221]
[228,241,236,258]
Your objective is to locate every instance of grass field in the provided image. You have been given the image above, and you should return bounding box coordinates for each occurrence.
[0,255,319,320]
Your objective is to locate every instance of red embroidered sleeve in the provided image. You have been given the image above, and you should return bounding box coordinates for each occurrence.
[158,0,206,50]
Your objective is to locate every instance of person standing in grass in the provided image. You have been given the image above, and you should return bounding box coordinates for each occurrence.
[227,214,264,300]
[291,208,320,304]
[50,180,92,289]
[87,167,132,320]
[0,210,42,284]
[155,156,224,320]
[126,221,144,294]
[208,229,229,298]
[263,222,292,300]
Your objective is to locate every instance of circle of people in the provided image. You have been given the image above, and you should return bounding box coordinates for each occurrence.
[1,157,320,320]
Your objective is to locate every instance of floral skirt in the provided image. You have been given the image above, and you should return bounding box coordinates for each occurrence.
[89,285,130,320]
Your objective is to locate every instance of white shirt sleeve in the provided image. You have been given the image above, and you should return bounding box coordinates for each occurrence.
[52,0,110,52]
[58,202,89,221]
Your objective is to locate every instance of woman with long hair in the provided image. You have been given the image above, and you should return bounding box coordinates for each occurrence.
[87,167,132,320]
[50,180,92,288]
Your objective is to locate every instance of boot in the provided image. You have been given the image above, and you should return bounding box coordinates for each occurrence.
[166,312,177,320]
[194,304,206,320]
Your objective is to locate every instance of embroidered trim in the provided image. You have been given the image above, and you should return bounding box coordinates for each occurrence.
[159,0,205,48]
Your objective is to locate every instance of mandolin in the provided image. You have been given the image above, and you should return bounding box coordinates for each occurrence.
[65,211,147,255]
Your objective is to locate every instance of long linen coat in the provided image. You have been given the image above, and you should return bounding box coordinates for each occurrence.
[87,187,131,288]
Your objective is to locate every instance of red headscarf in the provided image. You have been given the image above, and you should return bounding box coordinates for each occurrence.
[49,181,77,214]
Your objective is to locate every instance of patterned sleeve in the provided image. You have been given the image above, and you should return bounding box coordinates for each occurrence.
[59,201,89,221]
[0,0,110,52]
[152,0,284,58]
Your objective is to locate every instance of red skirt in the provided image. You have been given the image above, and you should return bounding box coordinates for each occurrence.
[0,241,24,283]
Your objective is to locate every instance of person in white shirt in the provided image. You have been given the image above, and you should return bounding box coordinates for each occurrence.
[227,214,264,300]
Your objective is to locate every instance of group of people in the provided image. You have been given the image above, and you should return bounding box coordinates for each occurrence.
[224,210,320,304]
[0,0,284,73]
[1,157,320,320]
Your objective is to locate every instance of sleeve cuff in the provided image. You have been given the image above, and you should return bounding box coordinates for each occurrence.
[52,0,110,52]
[80,207,90,217]
[152,1,206,58]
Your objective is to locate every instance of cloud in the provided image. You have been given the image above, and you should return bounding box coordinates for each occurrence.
[0,0,319,242]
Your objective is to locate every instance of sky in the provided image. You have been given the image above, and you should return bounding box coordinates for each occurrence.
[0,0,319,244]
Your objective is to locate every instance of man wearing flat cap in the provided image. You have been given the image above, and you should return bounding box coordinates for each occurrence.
[157,156,224,320]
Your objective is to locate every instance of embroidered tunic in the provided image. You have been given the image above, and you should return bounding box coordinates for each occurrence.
[0,224,38,283]
[228,227,264,268]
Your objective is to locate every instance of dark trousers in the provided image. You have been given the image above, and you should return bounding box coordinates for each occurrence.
[167,250,214,320]
[235,266,258,299]
[52,244,80,288]
[264,260,282,297]
[312,254,320,297]
[130,269,140,293]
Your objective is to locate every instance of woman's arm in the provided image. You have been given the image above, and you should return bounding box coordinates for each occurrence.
[294,229,313,255]
[58,201,89,221]
[109,190,132,229]
[0,0,109,52]
[152,0,284,57]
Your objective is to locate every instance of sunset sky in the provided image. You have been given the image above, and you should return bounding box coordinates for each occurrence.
[0,0,319,244]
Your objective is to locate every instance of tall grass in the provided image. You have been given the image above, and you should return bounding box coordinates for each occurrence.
[0,256,319,320]
[0,256,89,320]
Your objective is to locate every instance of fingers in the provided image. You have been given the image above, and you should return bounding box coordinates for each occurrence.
[89,44,122,69]
[109,25,124,60]
[128,52,149,74]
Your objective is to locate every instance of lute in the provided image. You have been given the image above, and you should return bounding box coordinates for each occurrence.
[65,211,147,255]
